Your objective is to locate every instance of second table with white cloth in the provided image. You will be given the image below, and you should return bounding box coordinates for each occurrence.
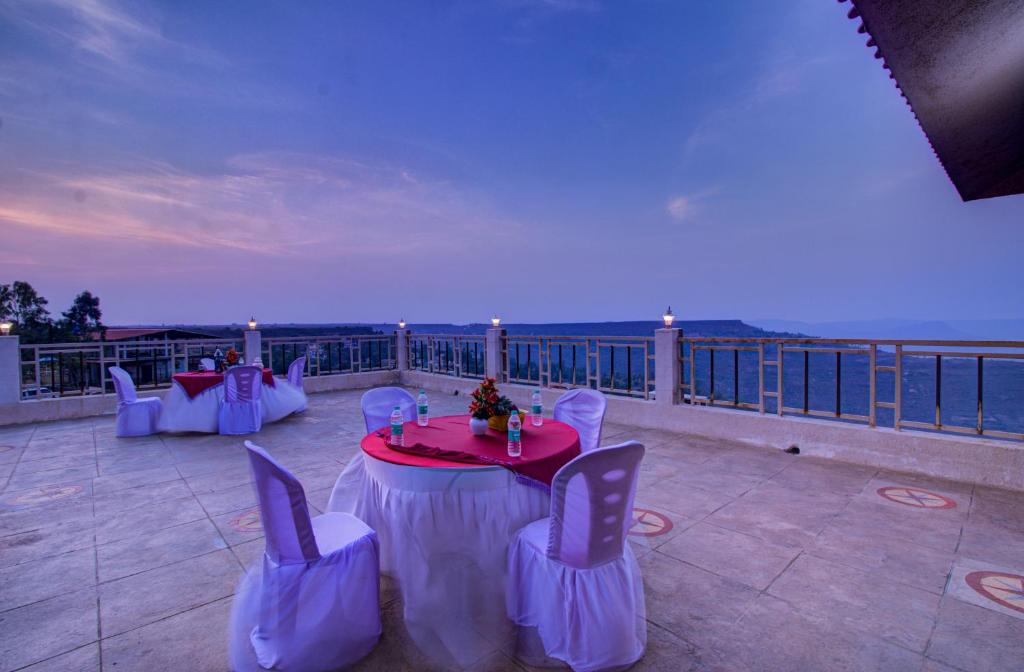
[158,369,307,433]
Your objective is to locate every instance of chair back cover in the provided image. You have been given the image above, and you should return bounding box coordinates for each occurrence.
[546,441,644,569]
[553,389,607,453]
[244,441,320,565]
[200,357,216,372]
[108,366,138,403]
[286,356,306,389]
[360,387,416,434]
[225,366,263,403]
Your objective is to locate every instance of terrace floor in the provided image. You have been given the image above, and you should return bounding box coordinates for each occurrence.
[1,388,1023,672]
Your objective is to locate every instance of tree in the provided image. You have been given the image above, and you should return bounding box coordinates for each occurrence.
[0,284,12,322]
[8,281,52,341]
[61,291,105,340]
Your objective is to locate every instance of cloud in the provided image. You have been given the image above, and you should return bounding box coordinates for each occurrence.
[682,52,830,160]
[0,0,289,112]
[0,0,223,68]
[666,196,692,221]
[0,152,520,262]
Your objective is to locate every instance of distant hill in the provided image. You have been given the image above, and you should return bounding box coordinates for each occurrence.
[751,318,1024,341]
[360,320,801,338]
[108,320,802,339]
[112,323,378,338]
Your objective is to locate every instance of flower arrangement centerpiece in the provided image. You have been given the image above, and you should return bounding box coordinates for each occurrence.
[225,347,240,367]
[469,378,524,433]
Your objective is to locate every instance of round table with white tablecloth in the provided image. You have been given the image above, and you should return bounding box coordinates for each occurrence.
[327,415,580,666]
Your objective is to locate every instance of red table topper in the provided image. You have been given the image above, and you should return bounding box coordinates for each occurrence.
[360,414,581,487]
[172,369,275,399]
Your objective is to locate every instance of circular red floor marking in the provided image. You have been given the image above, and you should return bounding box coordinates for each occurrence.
[228,509,262,533]
[629,508,674,537]
[965,571,1024,614]
[876,486,956,509]
[7,484,84,506]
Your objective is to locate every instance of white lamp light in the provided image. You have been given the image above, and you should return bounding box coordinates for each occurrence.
[0,321,11,336]
[491,315,501,328]
[248,316,257,331]
[398,318,406,329]
[662,306,675,328]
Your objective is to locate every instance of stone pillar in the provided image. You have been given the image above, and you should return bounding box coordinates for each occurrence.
[484,327,506,382]
[396,328,409,370]
[244,329,262,366]
[0,336,20,406]
[654,327,681,405]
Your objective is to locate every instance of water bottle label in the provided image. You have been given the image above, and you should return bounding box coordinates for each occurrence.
[391,423,403,435]
[531,404,542,414]
[509,428,521,442]
[417,404,428,414]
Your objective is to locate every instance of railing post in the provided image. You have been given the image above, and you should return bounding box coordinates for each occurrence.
[244,329,262,366]
[396,328,409,371]
[0,335,20,405]
[654,327,681,405]
[485,327,505,381]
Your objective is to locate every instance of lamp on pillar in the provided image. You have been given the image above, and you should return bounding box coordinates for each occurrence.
[396,319,410,370]
[654,306,681,405]
[485,315,504,380]
[0,323,20,405]
[243,317,261,367]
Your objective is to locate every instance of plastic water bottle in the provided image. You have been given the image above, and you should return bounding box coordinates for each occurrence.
[416,390,429,427]
[531,389,543,427]
[507,410,522,458]
[390,406,404,446]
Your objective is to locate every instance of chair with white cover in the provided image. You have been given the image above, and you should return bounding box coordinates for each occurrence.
[506,441,647,672]
[287,356,307,412]
[108,366,162,437]
[200,357,216,372]
[553,389,608,453]
[360,386,416,434]
[324,386,418,523]
[230,442,381,672]
[219,366,263,435]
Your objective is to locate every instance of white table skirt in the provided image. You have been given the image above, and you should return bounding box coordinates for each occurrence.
[158,380,307,433]
[327,453,550,666]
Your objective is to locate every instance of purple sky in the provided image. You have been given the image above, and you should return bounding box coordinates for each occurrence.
[0,0,1021,325]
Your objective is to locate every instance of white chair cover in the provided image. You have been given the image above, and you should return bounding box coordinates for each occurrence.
[270,356,305,413]
[506,441,647,672]
[200,357,216,372]
[262,360,307,423]
[219,366,263,435]
[359,387,416,434]
[108,366,162,437]
[230,442,381,671]
[553,389,608,453]
[287,356,306,389]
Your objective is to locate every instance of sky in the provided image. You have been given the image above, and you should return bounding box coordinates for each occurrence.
[0,0,1021,326]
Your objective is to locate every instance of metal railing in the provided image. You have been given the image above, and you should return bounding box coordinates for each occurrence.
[408,333,486,379]
[19,338,242,398]
[504,335,655,399]
[678,337,1024,441]
[262,335,397,377]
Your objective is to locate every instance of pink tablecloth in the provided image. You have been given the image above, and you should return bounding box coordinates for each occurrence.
[361,414,580,487]
[172,369,275,399]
